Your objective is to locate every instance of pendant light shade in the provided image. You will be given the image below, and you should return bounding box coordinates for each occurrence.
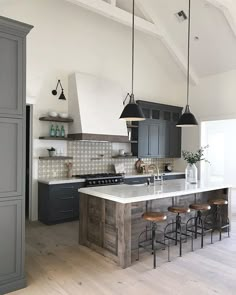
[119,94,145,121]
[176,105,198,127]
[177,0,198,127]
[119,0,145,122]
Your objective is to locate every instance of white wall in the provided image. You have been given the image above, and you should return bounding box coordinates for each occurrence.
[175,69,236,172]
[201,120,236,186]
[1,0,185,220]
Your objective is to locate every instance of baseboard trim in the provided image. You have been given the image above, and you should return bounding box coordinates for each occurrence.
[0,277,26,295]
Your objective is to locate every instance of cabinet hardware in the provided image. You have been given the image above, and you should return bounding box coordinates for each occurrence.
[59,210,73,213]
[57,196,74,200]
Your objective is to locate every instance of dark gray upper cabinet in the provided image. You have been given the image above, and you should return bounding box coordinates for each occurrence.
[0,17,32,117]
[138,121,149,157]
[132,101,182,158]
[0,16,32,294]
[0,33,23,116]
[0,118,23,198]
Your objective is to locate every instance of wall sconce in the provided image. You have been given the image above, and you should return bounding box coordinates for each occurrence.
[51,79,66,100]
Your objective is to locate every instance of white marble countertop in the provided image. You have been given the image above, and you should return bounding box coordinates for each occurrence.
[79,179,231,204]
[124,172,185,178]
[38,178,85,185]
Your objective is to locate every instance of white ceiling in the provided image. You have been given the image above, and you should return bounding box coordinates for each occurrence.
[67,0,236,80]
[101,0,236,78]
[150,0,236,77]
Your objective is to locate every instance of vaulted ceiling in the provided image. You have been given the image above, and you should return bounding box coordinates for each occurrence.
[66,0,236,83]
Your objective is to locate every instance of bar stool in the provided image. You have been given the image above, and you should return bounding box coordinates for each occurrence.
[208,199,230,242]
[186,203,211,249]
[137,212,170,269]
[165,206,193,257]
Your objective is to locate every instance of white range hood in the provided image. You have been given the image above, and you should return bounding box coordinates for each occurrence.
[68,72,128,141]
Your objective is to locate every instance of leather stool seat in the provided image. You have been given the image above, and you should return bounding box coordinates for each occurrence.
[189,203,211,211]
[208,199,228,206]
[168,206,191,214]
[142,212,167,222]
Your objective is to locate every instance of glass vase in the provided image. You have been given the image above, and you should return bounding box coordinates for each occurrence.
[185,163,198,184]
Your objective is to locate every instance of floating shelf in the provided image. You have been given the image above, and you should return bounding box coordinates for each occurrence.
[39,156,73,160]
[39,136,74,141]
[39,116,74,123]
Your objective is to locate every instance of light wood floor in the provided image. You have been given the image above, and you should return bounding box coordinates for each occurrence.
[10,215,236,295]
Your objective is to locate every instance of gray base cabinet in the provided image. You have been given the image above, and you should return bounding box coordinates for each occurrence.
[38,182,84,225]
[0,16,33,294]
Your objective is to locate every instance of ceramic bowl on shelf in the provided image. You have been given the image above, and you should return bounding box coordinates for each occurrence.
[58,112,69,118]
[48,111,58,117]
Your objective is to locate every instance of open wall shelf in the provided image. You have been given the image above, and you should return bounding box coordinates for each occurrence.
[39,116,74,123]
[39,136,74,141]
[39,156,73,160]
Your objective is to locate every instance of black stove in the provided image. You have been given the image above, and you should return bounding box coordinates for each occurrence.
[73,173,124,187]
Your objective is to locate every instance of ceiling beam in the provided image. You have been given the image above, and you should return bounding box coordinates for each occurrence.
[135,0,199,85]
[205,0,236,37]
[66,0,162,38]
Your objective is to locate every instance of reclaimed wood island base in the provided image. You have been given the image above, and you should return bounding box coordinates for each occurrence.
[79,180,231,268]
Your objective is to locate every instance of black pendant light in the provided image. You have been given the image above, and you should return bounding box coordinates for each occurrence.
[177,0,198,127]
[119,0,145,121]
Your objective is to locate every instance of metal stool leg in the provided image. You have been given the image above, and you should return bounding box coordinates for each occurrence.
[227,217,230,238]
[175,214,179,245]
[152,222,157,269]
[179,222,182,257]
[218,205,222,241]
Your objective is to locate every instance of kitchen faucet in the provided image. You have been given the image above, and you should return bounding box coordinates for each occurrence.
[147,164,164,185]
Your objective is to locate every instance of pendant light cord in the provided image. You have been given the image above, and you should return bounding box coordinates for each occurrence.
[187,0,191,106]
[131,0,135,101]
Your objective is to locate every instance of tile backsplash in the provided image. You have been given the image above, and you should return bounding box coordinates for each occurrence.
[38,141,175,179]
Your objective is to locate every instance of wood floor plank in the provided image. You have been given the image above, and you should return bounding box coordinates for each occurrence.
[9,218,236,295]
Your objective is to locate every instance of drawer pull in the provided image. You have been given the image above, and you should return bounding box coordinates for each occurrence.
[59,210,73,213]
[57,186,74,189]
[57,196,74,200]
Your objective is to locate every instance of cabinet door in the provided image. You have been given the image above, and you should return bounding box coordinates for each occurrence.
[0,32,23,116]
[159,121,170,157]
[170,122,182,157]
[138,122,149,157]
[0,118,23,198]
[148,123,160,157]
[0,199,22,284]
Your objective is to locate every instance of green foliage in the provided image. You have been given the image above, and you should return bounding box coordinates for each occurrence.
[182,145,209,165]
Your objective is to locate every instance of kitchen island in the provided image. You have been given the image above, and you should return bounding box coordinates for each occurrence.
[79,179,232,268]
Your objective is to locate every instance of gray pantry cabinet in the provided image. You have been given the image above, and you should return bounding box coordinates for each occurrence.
[0,16,33,294]
[131,101,182,158]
